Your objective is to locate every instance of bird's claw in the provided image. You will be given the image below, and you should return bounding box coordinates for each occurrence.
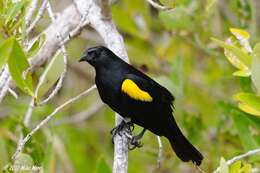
[110,121,134,144]
[128,135,143,150]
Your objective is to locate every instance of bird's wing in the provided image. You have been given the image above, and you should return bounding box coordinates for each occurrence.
[120,73,174,106]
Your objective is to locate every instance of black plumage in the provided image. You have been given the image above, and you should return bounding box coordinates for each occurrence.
[79,46,203,165]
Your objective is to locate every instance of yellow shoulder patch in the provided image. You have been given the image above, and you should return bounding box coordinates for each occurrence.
[121,79,153,102]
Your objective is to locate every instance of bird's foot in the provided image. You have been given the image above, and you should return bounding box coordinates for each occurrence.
[110,121,134,144]
[128,135,143,150]
[128,129,146,150]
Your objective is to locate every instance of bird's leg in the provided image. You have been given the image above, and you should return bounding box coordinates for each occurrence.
[110,118,134,144]
[129,128,146,150]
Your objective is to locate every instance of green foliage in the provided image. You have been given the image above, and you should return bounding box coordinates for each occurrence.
[235,93,260,116]
[27,34,46,58]
[0,0,28,38]
[0,36,34,96]
[95,158,112,173]
[218,160,252,173]
[6,37,33,96]
[159,7,192,31]
[213,28,260,117]
[36,52,65,101]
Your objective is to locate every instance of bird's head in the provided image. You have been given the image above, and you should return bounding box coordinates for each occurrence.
[79,46,112,66]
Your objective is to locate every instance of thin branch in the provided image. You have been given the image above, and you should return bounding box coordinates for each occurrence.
[156,136,163,169]
[26,0,48,34]
[8,88,18,99]
[37,1,69,105]
[0,0,90,102]
[0,77,11,102]
[227,148,260,165]
[0,67,10,102]
[24,99,34,127]
[12,85,97,160]
[213,148,260,173]
[146,0,172,10]
[25,0,39,27]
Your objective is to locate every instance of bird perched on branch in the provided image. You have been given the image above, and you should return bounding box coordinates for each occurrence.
[79,46,203,165]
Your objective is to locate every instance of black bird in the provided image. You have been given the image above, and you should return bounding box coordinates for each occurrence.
[79,46,203,165]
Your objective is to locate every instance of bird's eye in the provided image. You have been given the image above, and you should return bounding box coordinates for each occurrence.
[91,52,97,60]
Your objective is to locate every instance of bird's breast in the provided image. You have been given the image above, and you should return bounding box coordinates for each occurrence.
[95,70,123,105]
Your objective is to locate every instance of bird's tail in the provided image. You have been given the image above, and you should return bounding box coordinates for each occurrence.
[165,117,203,165]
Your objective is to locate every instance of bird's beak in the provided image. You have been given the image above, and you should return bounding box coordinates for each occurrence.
[79,53,87,62]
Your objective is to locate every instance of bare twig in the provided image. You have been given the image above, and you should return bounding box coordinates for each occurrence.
[0,67,10,102]
[26,0,48,34]
[156,136,163,169]
[0,2,85,102]
[0,77,11,102]
[8,88,18,99]
[23,1,71,129]
[12,85,97,160]
[24,99,35,127]
[146,0,172,10]
[25,0,39,27]
[213,148,260,173]
[227,148,260,165]
[37,1,69,105]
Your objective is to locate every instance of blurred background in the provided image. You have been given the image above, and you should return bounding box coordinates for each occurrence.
[1,0,260,172]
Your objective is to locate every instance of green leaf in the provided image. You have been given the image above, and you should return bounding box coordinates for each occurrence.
[219,157,229,173]
[230,161,241,173]
[36,52,65,100]
[229,28,252,53]
[159,7,192,30]
[0,38,14,69]
[42,142,55,173]
[230,28,250,39]
[95,158,112,173]
[232,110,259,149]
[252,43,260,94]
[241,163,252,173]
[5,0,28,24]
[233,70,251,77]
[7,38,33,96]
[112,7,145,39]
[27,34,46,58]
[234,93,260,116]
[211,37,252,68]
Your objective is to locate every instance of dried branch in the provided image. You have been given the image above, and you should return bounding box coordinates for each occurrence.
[213,148,260,173]
[0,77,11,102]
[24,99,34,127]
[156,136,163,168]
[38,1,69,105]
[146,0,172,10]
[0,67,10,102]
[25,0,39,27]
[0,2,86,103]
[26,0,48,34]
[12,85,97,160]
[8,88,18,99]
